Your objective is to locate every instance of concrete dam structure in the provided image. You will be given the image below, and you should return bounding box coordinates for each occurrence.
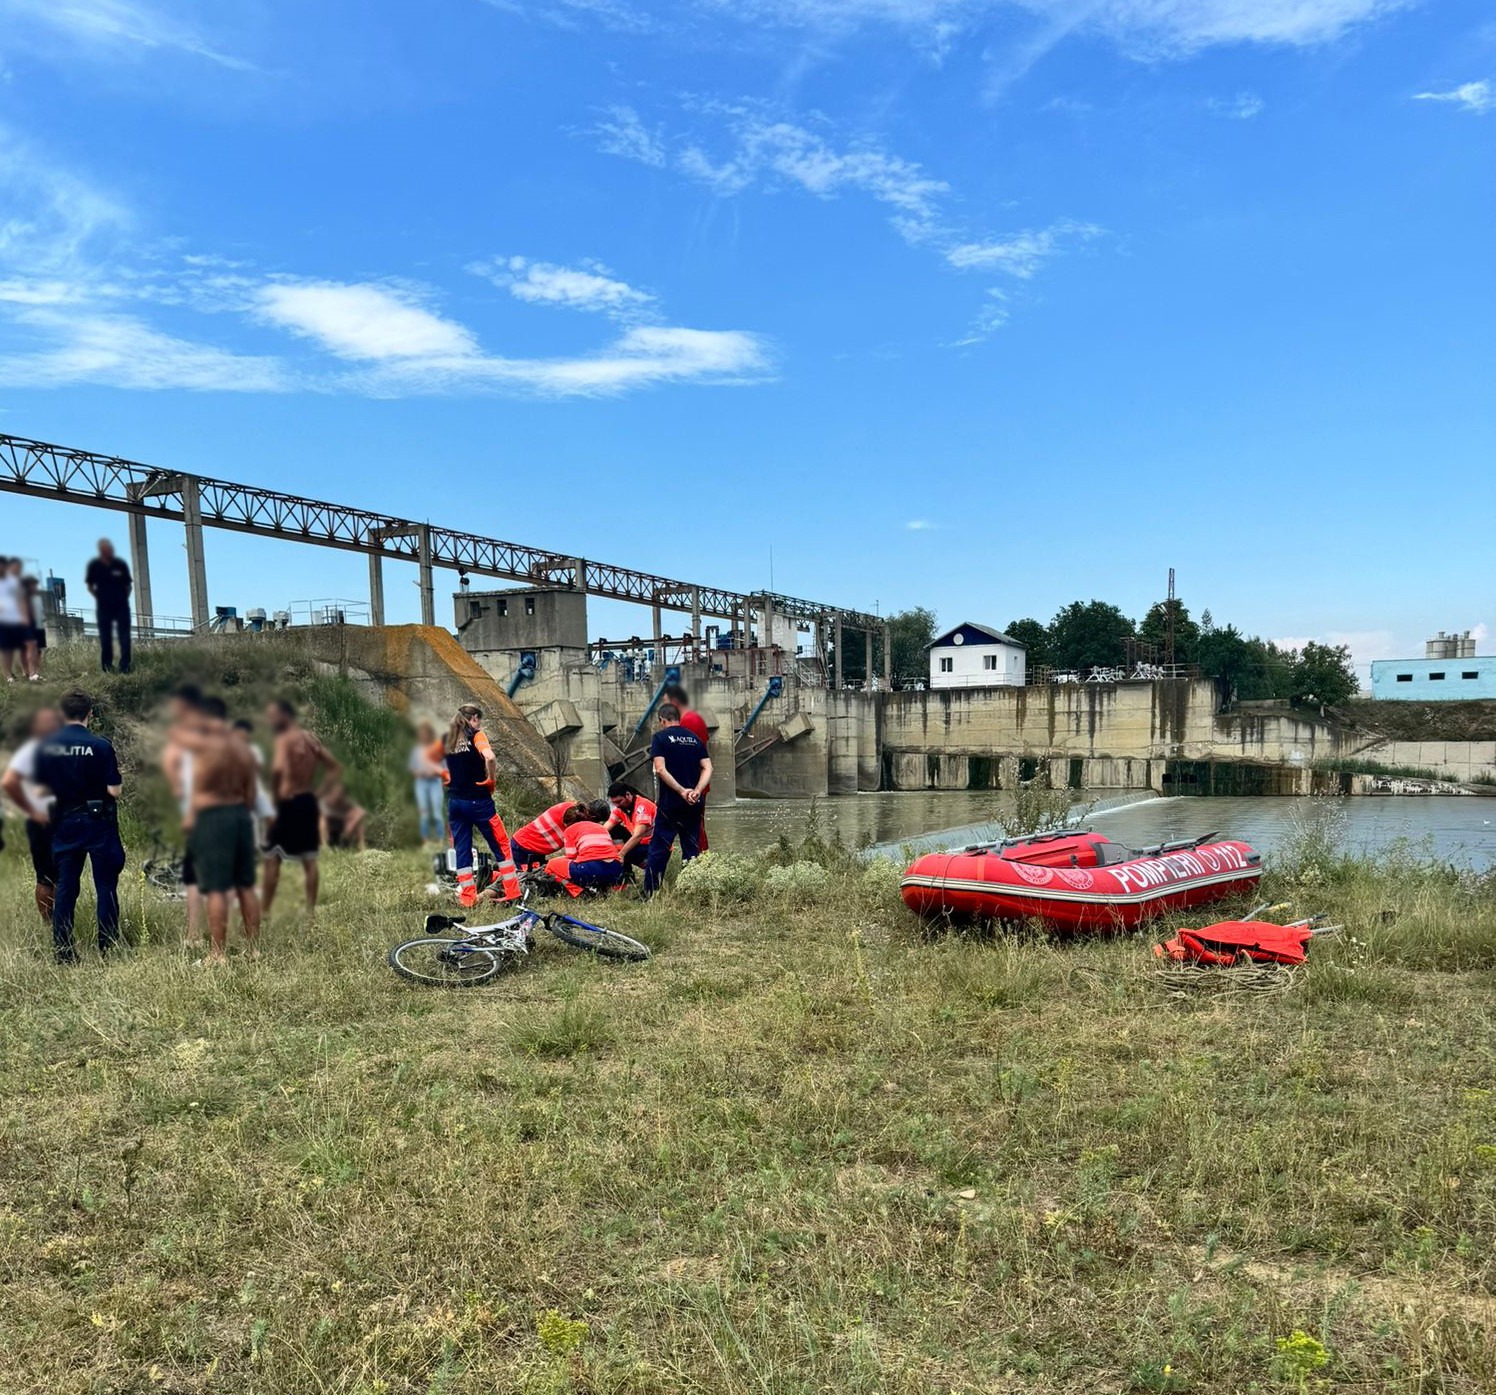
[455,596,1408,798]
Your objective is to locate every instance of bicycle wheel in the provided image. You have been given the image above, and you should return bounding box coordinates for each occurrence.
[545,914,651,963]
[388,937,504,987]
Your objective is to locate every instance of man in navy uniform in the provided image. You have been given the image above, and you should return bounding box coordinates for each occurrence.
[34,689,126,962]
[642,703,712,897]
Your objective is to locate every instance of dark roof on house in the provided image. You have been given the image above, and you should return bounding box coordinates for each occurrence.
[927,622,1024,651]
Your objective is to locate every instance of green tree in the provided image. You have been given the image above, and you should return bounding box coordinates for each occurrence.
[1047,601,1135,674]
[887,607,938,687]
[1138,599,1200,665]
[1004,617,1051,672]
[1291,641,1359,707]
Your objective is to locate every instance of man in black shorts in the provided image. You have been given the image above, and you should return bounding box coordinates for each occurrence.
[263,699,340,916]
[2,707,63,923]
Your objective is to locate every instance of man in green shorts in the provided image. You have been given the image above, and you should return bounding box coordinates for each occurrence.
[185,697,262,963]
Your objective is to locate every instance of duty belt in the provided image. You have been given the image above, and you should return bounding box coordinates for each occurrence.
[54,799,116,821]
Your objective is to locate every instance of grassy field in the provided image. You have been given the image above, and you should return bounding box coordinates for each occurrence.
[1,821,1494,1394]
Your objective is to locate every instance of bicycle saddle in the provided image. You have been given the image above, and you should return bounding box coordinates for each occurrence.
[423,914,467,934]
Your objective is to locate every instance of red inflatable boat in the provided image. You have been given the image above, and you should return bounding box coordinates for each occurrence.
[901,829,1262,930]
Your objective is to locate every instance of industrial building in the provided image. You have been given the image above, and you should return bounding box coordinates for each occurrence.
[927,623,1027,690]
[1370,631,1493,701]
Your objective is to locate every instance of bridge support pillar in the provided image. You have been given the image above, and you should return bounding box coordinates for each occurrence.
[181,477,210,631]
[883,621,892,690]
[762,594,776,658]
[864,629,873,690]
[832,614,843,690]
[127,510,154,639]
[690,586,701,642]
[368,551,385,627]
[417,525,434,627]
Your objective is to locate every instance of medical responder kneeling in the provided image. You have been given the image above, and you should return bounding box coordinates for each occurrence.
[545,801,625,896]
[34,688,126,963]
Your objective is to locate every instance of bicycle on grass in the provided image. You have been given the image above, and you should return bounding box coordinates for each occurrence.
[388,874,650,987]
[141,831,187,900]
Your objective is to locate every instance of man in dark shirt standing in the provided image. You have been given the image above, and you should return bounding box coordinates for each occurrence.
[643,703,712,897]
[85,537,133,674]
[663,682,712,852]
[33,689,127,962]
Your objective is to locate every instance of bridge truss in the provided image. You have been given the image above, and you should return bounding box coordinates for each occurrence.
[0,433,887,682]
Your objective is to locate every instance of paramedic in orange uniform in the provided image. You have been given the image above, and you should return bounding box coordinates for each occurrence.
[439,705,520,907]
[545,801,625,895]
[511,798,583,871]
[606,781,655,874]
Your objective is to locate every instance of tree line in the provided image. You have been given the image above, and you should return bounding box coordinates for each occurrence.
[849,600,1360,707]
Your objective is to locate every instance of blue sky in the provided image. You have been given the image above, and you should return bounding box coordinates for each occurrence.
[0,0,1492,672]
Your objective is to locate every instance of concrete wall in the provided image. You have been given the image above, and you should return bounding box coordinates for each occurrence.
[878,680,1370,792]
[1357,740,1496,783]
[455,588,589,653]
[458,640,1434,800]
[297,625,580,804]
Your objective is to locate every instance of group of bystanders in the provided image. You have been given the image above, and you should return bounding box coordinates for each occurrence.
[2,684,355,964]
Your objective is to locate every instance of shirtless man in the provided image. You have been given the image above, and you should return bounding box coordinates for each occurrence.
[163,683,207,948]
[184,697,262,962]
[262,699,339,916]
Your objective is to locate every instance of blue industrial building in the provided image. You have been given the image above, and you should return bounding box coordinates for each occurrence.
[1371,631,1493,700]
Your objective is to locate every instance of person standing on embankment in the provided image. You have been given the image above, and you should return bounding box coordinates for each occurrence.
[85,538,133,675]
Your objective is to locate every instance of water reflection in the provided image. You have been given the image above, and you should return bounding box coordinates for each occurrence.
[706,791,1496,869]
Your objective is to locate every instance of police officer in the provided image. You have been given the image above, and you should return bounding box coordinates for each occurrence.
[34,689,126,963]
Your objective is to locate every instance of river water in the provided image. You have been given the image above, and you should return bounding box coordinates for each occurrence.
[706,791,1496,869]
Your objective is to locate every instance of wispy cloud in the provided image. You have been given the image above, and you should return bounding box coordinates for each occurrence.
[594,104,668,167]
[694,1,1409,54]
[0,0,253,70]
[905,518,939,531]
[471,256,656,319]
[945,221,1101,278]
[1208,91,1265,120]
[521,0,1408,61]
[0,128,770,398]
[1414,80,1495,115]
[0,310,289,392]
[597,102,1097,340]
[949,288,1010,346]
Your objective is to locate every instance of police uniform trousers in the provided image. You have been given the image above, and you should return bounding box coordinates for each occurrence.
[51,808,127,960]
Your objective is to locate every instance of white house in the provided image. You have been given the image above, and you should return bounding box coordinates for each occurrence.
[927,622,1027,690]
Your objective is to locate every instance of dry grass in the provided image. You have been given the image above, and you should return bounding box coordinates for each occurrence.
[0,836,1493,1394]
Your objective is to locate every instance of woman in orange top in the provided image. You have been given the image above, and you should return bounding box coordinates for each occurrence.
[545,800,624,895]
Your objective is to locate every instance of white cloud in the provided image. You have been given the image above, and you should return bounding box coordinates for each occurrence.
[0,0,251,69]
[254,281,480,361]
[905,519,939,530]
[0,126,766,400]
[698,1,1410,55]
[668,111,950,224]
[472,256,655,318]
[597,103,1097,341]
[1208,91,1265,119]
[594,105,668,167]
[946,221,1101,277]
[1414,80,1495,115]
[949,288,1011,345]
[358,324,770,397]
[0,310,289,391]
